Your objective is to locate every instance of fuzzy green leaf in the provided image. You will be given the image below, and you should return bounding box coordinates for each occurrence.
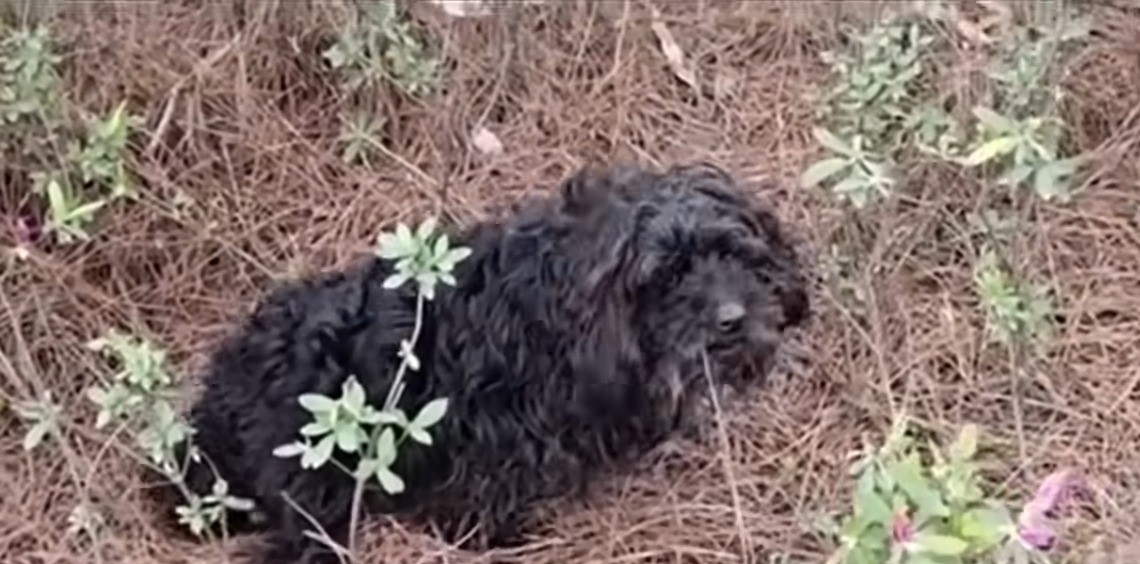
[375,466,406,494]
[801,157,851,189]
[812,127,857,157]
[911,532,969,556]
[298,393,337,414]
[962,136,1018,167]
[411,397,448,430]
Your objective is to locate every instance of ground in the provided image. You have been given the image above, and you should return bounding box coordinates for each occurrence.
[2,1,1140,563]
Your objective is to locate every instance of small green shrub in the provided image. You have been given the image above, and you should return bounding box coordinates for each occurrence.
[85,331,254,537]
[802,17,943,209]
[323,0,441,167]
[828,418,1050,564]
[323,0,440,99]
[273,218,470,556]
[2,23,139,246]
[973,250,1054,348]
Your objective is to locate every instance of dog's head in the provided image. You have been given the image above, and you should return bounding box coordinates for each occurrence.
[562,162,809,426]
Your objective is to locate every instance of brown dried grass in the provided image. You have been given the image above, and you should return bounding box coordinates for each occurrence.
[2,1,1140,563]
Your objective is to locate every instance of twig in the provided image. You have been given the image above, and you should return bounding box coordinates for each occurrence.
[700,350,753,564]
[348,290,428,557]
[281,491,353,564]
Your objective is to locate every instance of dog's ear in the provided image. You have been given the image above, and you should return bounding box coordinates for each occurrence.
[566,200,652,418]
[745,201,811,330]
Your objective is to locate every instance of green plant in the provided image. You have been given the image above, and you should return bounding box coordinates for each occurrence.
[801,127,897,210]
[959,107,1081,203]
[337,109,386,166]
[31,101,139,243]
[829,418,1048,564]
[0,24,62,128]
[273,217,470,557]
[323,1,440,168]
[85,331,254,537]
[3,23,140,246]
[958,12,1091,203]
[802,17,941,209]
[73,100,138,199]
[323,0,440,99]
[13,390,61,451]
[973,250,1054,347]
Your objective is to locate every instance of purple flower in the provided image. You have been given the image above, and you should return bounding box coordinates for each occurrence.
[1017,469,1083,551]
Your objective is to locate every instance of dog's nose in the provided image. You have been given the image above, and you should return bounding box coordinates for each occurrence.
[717,302,744,332]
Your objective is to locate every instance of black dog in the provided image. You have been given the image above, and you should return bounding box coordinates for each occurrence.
[172,162,811,563]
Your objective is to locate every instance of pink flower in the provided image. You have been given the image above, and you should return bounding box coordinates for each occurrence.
[14,214,42,245]
[1017,469,1084,551]
[892,508,915,544]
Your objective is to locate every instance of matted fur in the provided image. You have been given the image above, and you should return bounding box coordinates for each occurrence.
[170,162,811,563]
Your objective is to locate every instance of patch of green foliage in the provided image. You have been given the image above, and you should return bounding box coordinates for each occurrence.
[85,332,255,537]
[14,331,254,543]
[323,0,442,166]
[802,6,1091,562]
[272,218,469,557]
[1,23,139,247]
[827,418,1049,564]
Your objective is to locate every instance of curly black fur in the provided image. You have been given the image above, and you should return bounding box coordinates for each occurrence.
[171,162,811,563]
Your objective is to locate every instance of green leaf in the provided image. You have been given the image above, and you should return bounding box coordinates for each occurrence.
[377,408,409,427]
[801,157,851,189]
[855,480,893,526]
[395,223,413,248]
[889,455,950,518]
[812,127,857,157]
[407,427,432,446]
[375,466,406,494]
[324,44,348,68]
[432,233,450,261]
[973,106,1016,132]
[415,217,438,242]
[23,420,51,451]
[911,532,969,556]
[299,421,329,437]
[273,442,306,458]
[375,426,398,466]
[298,393,337,414]
[1032,157,1080,202]
[222,495,255,512]
[950,424,978,461]
[335,423,363,453]
[46,177,69,220]
[831,175,867,196]
[999,163,1035,187]
[411,397,448,429]
[439,246,471,270]
[301,434,336,469]
[959,505,1012,548]
[383,272,409,290]
[376,232,407,259]
[62,199,107,222]
[342,377,366,416]
[399,340,421,371]
[962,136,1018,167]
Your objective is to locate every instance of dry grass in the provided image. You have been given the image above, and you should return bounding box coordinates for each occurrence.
[2,1,1140,563]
